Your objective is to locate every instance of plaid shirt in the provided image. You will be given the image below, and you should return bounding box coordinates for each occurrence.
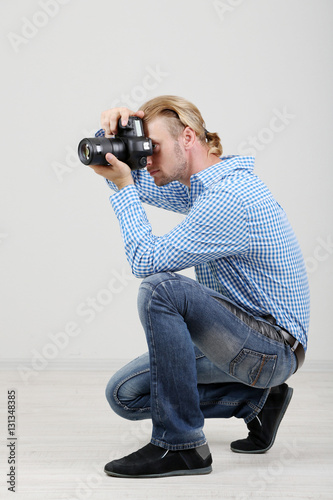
[99,133,309,349]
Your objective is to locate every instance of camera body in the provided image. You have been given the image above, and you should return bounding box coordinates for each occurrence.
[78,116,153,170]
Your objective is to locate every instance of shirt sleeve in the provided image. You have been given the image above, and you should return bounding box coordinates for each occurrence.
[106,169,190,214]
[110,184,250,278]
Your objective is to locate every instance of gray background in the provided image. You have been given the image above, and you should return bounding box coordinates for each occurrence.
[1,0,332,374]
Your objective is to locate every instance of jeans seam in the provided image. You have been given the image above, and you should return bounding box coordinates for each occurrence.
[200,400,243,407]
[145,289,167,439]
[113,368,151,411]
[151,437,207,451]
[244,388,270,424]
[140,275,202,300]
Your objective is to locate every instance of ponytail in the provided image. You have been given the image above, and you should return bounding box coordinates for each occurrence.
[140,95,223,157]
[205,130,223,156]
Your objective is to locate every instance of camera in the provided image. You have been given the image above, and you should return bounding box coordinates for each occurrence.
[78,116,153,170]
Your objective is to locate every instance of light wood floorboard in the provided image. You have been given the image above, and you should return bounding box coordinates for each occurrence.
[1,369,332,499]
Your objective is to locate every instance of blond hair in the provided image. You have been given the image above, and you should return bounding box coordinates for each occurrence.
[139,95,223,156]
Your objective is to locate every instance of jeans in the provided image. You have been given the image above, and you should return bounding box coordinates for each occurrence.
[106,272,297,451]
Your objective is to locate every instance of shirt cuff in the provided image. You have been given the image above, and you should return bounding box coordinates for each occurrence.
[105,178,119,192]
[110,185,141,218]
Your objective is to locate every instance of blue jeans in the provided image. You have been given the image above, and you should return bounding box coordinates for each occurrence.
[106,272,297,451]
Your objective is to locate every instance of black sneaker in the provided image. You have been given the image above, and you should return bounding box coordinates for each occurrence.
[230,383,293,454]
[104,442,212,478]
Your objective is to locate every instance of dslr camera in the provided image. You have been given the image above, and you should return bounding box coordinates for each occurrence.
[78,116,153,170]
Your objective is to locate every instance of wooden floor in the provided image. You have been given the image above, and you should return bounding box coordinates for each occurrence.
[1,368,332,500]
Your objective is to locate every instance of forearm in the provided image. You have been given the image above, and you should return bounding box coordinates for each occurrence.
[110,186,249,278]
[111,186,161,277]
[107,169,190,214]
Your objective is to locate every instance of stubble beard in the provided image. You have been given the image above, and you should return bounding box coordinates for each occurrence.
[155,141,188,186]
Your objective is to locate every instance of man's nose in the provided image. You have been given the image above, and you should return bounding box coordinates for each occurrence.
[146,155,153,167]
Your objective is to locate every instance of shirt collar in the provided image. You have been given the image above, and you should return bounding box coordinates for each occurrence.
[188,155,255,204]
[189,155,255,201]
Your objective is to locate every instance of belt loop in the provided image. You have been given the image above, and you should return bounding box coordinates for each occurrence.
[291,340,299,353]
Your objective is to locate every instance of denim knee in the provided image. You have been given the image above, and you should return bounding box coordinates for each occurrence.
[139,272,177,290]
[138,272,178,314]
[105,353,151,421]
[105,372,127,418]
[105,372,140,420]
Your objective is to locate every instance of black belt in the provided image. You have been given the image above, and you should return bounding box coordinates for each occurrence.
[280,329,305,371]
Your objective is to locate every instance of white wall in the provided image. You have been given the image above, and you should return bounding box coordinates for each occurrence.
[1,0,332,374]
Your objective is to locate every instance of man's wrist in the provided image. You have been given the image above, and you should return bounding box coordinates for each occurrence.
[116,178,135,190]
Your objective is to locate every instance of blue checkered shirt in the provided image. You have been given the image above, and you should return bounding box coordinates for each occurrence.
[98,128,309,349]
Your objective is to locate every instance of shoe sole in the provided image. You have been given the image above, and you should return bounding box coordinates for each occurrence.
[104,465,212,478]
[230,387,294,454]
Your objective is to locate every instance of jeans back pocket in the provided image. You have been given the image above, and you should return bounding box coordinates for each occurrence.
[230,349,277,388]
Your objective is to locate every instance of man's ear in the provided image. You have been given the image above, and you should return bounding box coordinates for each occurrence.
[182,126,196,150]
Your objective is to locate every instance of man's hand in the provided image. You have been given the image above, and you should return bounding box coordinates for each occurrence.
[101,106,145,137]
[89,153,134,190]
[89,106,145,189]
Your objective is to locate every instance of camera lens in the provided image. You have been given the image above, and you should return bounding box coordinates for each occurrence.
[81,143,90,161]
[78,117,153,169]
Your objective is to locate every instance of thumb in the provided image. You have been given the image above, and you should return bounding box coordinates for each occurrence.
[105,153,131,174]
[105,152,117,165]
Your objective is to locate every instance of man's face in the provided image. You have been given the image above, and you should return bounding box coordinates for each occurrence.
[145,117,189,186]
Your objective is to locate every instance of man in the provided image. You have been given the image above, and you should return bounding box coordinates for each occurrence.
[89,95,310,478]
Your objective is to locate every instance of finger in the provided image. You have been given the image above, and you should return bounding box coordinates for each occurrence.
[100,114,113,137]
[118,108,131,127]
[100,110,123,136]
[108,107,132,134]
[101,108,144,137]
[105,152,116,165]
[88,164,112,177]
[109,113,123,135]
[134,110,145,119]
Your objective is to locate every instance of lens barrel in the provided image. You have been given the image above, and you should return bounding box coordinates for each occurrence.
[78,138,126,166]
